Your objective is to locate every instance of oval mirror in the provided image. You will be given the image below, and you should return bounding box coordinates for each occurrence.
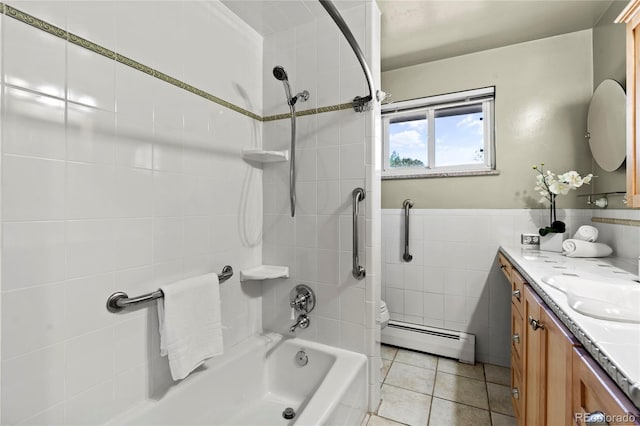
[587,79,626,172]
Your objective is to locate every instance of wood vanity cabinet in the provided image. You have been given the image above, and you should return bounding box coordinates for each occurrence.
[522,284,578,426]
[500,253,640,425]
[618,0,640,207]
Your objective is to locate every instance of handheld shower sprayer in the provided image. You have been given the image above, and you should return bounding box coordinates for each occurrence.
[272,66,309,106]
[272,65,309,218]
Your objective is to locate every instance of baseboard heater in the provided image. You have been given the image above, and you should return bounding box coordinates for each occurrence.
[381,320,475,364]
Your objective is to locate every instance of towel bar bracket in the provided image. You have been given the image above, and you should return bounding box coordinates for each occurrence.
[106,265,233,313]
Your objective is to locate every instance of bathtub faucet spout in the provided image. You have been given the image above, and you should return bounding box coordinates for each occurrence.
[290,314,310,333]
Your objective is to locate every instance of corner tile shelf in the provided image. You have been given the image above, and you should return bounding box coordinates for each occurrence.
[239,265,289,281]
[241,149,288,163]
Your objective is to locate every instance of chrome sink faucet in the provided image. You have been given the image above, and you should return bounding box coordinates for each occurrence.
[289,314,310,333]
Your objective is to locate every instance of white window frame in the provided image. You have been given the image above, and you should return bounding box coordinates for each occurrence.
[382,87,496,178]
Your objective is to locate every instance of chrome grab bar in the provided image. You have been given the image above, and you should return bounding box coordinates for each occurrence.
[402,199,413,262]
[106,265,233,313]
[352,188,366,280]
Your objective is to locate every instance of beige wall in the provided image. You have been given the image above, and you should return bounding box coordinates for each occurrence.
[381,30,593,209]
[592,1,627,208]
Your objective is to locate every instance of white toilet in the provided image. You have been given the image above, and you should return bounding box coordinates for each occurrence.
[378,300,390,329]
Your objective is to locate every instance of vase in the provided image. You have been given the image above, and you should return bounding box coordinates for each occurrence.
[540,232,566,252]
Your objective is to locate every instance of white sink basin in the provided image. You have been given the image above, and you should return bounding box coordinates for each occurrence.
[542,274,640,323]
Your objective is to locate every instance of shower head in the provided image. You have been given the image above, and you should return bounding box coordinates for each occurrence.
[273,66,288,81]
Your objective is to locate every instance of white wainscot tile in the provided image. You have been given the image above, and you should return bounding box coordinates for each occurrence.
[65,381,116,426]
[66,220,116,279]
[423,292,444,320]
[65,327,115,397]
[3,155,65,221]
[404,290,424,318]
[153,171,185,217]
[296,181,317,215]
[153,217,185,263]
[340,143,365,179]
[444,295,466,324]
[67,104,116,165]
[3,17,65,98]
[295,215,317,248]
[317,249,339,285]
[297,148,318,182]
[2,221,65,290]
[2,283,66,359]
[113,167,153,218]
[317,180,342,215]
[113,219,153,270]
[183,175,216,216]
[340,286,366,325]
[384,263,404,288]
[64,274,118,339]
[67,43,115,110]
[385,287,404,314]
[184,216,214,257]
[1,345,65,425]
[340,322,365,353]
[66,162,116,220]
[317,145,340,180]
[114,315,151,373]
[404,264,424,291]
[3,86,66,160]
[317,215,339,250]
[15,403,65,426]
[423,266,446,294]
[114,365,149,414]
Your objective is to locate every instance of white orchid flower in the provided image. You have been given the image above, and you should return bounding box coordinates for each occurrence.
[549,180,571,195]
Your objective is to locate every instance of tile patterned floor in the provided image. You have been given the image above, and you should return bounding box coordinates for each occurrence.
[366,345,516,426]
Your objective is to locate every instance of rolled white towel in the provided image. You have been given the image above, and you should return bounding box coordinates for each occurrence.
[572,225,599,242]
[562,239,612,258]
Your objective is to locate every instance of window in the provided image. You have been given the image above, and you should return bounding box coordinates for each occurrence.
[382,87,495,178]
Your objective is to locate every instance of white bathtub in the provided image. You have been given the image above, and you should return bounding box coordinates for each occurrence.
[110,333,368,426]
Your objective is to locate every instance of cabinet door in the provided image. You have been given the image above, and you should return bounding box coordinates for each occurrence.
[524,285,543,426]
[618,0,640,207]
[572,347,640,425]
[540,305,578,426]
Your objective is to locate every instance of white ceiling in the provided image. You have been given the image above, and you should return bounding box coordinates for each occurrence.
[379,0,618,71]
[221,0,620,72]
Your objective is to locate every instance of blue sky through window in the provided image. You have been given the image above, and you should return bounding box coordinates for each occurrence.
[388,111,484,168]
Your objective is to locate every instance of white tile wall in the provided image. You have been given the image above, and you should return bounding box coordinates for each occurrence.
[381,208,595,367]
[261,1,382,411]
[1,2,264,424]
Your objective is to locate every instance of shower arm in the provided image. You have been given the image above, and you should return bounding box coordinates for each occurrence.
[319,0,376,112]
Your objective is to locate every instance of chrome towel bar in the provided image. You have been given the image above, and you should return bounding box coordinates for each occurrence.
[106,265,233,313]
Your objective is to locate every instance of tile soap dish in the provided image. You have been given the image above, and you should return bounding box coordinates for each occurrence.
[240,265,289,281]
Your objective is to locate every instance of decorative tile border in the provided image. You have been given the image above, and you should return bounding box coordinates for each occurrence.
[592,217,640,227]
[0,2,352,122]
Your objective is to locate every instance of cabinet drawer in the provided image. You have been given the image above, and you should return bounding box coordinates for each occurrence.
[511,269,525,314]
[498,252,512,281]
[511,354,524,425]
[511,306,524,368]
[572,347,640,425]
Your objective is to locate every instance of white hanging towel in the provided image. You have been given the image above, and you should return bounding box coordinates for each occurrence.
[572,225,599,242]
[157,273,224,380]
[562,239,613,258]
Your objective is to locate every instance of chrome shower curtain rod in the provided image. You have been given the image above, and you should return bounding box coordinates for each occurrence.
[319,0,376,112]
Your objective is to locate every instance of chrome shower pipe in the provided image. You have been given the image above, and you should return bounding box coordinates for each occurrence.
[319,0,375,112]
